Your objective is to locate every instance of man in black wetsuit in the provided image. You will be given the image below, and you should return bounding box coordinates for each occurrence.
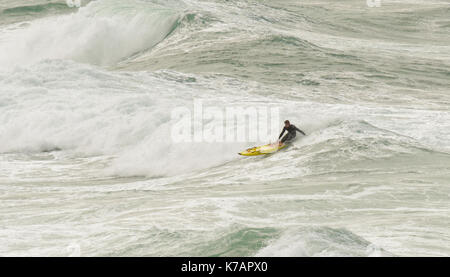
[278,120,306,144]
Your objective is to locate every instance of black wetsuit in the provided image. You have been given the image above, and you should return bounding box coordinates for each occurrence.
[279,124,306,143]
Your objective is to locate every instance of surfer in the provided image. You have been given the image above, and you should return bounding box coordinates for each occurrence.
[278,120,306,144]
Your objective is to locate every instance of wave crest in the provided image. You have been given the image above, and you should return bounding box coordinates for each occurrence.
[0,0,181,67]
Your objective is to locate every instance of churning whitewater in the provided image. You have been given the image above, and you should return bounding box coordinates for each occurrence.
[0,0,449,256]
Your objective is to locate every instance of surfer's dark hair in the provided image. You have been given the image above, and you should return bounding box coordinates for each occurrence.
[284,120,290,124]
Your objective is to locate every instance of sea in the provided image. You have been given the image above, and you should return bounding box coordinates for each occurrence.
[0,0,449,256]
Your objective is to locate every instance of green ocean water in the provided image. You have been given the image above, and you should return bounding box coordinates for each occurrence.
[0,0,449,256]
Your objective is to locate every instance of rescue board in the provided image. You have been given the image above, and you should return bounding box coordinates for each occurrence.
[238,142,287,156]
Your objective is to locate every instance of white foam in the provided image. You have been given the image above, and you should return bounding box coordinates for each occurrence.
[255,227,394,257]
[0,61,272,178]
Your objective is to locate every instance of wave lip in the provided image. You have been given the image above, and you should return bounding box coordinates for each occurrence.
[2,3,70,15]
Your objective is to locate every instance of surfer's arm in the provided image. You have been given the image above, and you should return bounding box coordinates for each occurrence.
[295,126,306,136]
[278,127,286,139]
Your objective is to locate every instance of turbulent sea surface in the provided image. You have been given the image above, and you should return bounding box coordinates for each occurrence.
[1,0,449,256]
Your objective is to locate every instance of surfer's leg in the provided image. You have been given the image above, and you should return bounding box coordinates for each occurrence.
[281,133,296,143]
[281,133,292,143]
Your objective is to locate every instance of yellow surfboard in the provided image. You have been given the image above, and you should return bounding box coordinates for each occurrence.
[238,142,287,156]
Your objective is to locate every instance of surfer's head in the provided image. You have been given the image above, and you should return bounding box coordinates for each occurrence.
[284,120,290,127]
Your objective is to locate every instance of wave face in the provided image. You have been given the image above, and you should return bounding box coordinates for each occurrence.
[0,0,181,67]
[0,0,449,256]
